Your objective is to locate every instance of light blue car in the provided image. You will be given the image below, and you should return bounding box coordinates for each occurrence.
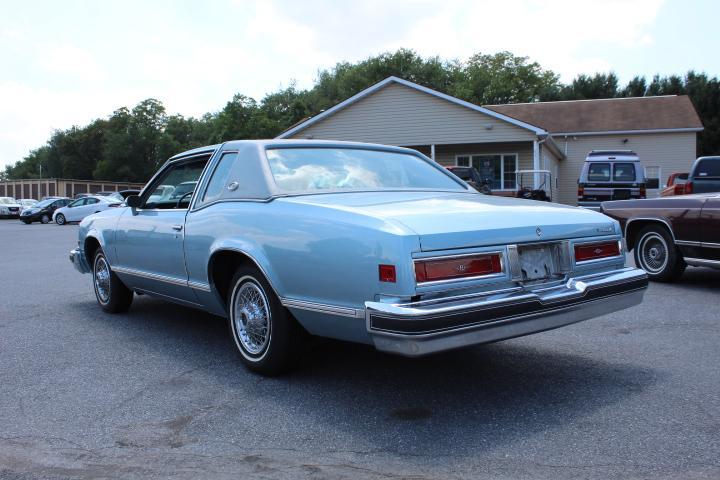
[70,140,648,374]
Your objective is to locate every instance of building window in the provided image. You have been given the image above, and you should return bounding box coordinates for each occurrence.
[456,154,518,190]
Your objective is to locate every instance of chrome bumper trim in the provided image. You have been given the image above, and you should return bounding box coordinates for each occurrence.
[69,248,91,274]
[365,267,648,357]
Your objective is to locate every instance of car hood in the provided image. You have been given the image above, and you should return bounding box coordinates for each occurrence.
[280,191,618,251]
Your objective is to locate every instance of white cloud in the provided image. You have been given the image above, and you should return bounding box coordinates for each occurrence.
[0,0,667,169]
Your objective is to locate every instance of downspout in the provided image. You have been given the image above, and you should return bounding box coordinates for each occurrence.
[534,135,549,189]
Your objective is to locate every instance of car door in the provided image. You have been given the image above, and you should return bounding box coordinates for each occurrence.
[113,154,212,304]
[699,195,720,262]
[64,198,87,221]
[76,197,102,220]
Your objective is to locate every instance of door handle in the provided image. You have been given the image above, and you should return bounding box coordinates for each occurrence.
[172,224,183,231]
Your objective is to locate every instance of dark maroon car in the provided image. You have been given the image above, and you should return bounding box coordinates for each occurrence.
[601,193,720,281]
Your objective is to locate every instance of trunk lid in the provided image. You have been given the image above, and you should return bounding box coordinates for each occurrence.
[281,191,617,251]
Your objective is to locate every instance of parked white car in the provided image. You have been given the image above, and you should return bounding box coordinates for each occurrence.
[52,196,120,225]
[0,197,22,218]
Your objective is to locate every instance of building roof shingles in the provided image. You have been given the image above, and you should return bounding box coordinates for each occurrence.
[485,95,703,134]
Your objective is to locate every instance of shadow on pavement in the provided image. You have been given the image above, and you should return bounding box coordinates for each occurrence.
[69,294,659,458]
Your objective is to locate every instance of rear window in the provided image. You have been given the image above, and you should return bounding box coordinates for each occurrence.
[266,148,464,192]
[613,163,636,181]
[695,159,720,178]
[587,163,611,182]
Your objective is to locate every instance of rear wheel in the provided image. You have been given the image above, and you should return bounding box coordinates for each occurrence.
[227,266,304,375]
[633,225,685,282]
[40,214,50,224]
[93,249,133,313]
[55,213,66,225]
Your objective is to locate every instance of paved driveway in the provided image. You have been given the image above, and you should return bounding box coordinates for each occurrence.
[1,220,719,479]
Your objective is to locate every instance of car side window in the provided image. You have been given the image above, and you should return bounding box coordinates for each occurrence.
[142,156,210,210]
[86,198,100,205]
[201,152,238,205]
[69,199,85,208]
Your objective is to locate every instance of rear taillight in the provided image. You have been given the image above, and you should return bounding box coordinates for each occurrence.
[379,264,396,283]
[577,185,584,198]
[639,185,646,198]
[414,253,503,283]
[674,184,685,195]
[684,181,693,194]
[574,241,621,262]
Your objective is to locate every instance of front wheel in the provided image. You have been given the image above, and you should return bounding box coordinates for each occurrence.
[93,249,133,313]
[227,267,305,375]
[633,225,685,282]
[55,213,66,225]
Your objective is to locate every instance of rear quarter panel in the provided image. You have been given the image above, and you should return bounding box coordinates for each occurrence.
[601,196,706,247]
[183,200,420,315]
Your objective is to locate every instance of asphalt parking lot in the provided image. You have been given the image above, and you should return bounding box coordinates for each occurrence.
[1,220,719,479]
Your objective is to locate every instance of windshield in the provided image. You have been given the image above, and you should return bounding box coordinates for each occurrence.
[0,197,16,205]
[266,148,464,192]
[34,199,57,208]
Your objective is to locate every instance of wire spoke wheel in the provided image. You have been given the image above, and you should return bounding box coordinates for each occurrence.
[232,280,271,356]
[94,255,111,304]
[638,232,668,274]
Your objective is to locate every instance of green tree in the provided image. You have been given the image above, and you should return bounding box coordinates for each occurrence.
[450,51,560,105]
[560,72,619,99]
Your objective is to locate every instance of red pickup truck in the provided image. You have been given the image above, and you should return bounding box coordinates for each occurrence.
[660,172,689,197]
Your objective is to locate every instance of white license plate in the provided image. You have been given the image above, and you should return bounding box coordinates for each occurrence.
[518,245,554,281]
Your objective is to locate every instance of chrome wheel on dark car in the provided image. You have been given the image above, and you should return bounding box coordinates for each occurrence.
[638,232,668,274]
[633,225,685,282]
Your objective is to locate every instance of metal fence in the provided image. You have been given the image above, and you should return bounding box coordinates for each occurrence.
[0,178,145,199]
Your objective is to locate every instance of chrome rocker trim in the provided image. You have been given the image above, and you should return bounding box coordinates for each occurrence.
[69,248,91,274]
[365,267,648,357]
[684,257,720,269]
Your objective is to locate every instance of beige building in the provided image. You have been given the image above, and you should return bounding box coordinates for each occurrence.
[0,178,144,200]
[278,76,703,205]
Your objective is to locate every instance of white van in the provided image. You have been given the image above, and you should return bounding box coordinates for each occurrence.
[577,150,646,210]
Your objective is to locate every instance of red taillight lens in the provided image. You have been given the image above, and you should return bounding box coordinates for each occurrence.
[378,264,396,283]
[684,181,693,194]
[639,185,646,198]
[577,185,584,198]
[574,241,621,262]
[414,253,502,283]
[674,184,685,195]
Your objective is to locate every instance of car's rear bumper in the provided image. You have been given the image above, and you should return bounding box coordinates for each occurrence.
[69,248,90,274]
[365,267,647,357]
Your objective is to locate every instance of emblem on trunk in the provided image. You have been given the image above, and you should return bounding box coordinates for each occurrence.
[536,227,542,237]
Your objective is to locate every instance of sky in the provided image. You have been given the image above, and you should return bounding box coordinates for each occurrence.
[1,0,718,169]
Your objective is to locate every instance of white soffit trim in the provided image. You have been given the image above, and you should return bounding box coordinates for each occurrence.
[555,127,704,136]
[276,76,547,138]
